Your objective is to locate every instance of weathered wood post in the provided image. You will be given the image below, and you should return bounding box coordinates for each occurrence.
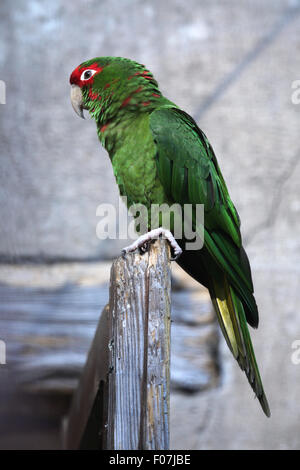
[107,238,171,450]
[63,238,171,450]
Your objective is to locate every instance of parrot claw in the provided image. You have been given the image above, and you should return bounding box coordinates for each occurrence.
[170,249,182,261]
[121,228,182,261]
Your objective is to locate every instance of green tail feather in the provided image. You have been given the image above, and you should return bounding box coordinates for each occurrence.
[210,275,270,417]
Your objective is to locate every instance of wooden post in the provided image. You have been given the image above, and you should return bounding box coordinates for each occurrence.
[107,238,171,450]
[63,238,171,450]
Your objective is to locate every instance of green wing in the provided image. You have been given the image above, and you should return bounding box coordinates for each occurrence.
[149,107,270,416]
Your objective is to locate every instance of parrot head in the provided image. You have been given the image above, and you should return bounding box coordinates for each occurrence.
[69,57,161,123]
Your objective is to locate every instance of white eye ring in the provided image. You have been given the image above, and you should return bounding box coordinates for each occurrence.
[80,69,97,81]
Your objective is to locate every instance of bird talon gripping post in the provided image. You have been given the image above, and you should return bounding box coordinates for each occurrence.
[138,240,151,254]
[120,228,182,260]
[70,57,270,417]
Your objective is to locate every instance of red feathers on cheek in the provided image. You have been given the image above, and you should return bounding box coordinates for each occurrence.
[69,62,103,87]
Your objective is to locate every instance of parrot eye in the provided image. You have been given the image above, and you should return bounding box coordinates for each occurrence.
[80,69,97,81]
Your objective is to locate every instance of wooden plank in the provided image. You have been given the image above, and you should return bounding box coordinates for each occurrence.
[62,304,109,449]
[0,264,217,396]
[0,281,109,394]
[0,261,218,450]
[107,238,171,450]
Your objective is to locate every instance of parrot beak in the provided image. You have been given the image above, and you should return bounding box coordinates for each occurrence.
[70,84,86,119]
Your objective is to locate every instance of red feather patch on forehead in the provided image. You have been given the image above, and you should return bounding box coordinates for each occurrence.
[69,62,103,87]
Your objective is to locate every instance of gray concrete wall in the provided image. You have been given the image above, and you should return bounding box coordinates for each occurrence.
[0,0,295,261]
[1,0,300,449]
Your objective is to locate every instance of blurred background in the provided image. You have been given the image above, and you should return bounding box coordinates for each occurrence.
[0,0,300,449]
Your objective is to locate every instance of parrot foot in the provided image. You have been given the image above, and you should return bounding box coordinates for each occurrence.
[121,228,182,261]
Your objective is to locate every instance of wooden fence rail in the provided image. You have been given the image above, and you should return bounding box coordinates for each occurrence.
[63,238,171,450]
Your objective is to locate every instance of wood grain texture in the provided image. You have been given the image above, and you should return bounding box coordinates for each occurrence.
[0,264,217,396]
[0,254,219,449]
[107,238,171,450]
[62,304,110,449]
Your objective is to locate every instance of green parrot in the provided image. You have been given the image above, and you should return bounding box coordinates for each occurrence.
[70,57,270,417]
